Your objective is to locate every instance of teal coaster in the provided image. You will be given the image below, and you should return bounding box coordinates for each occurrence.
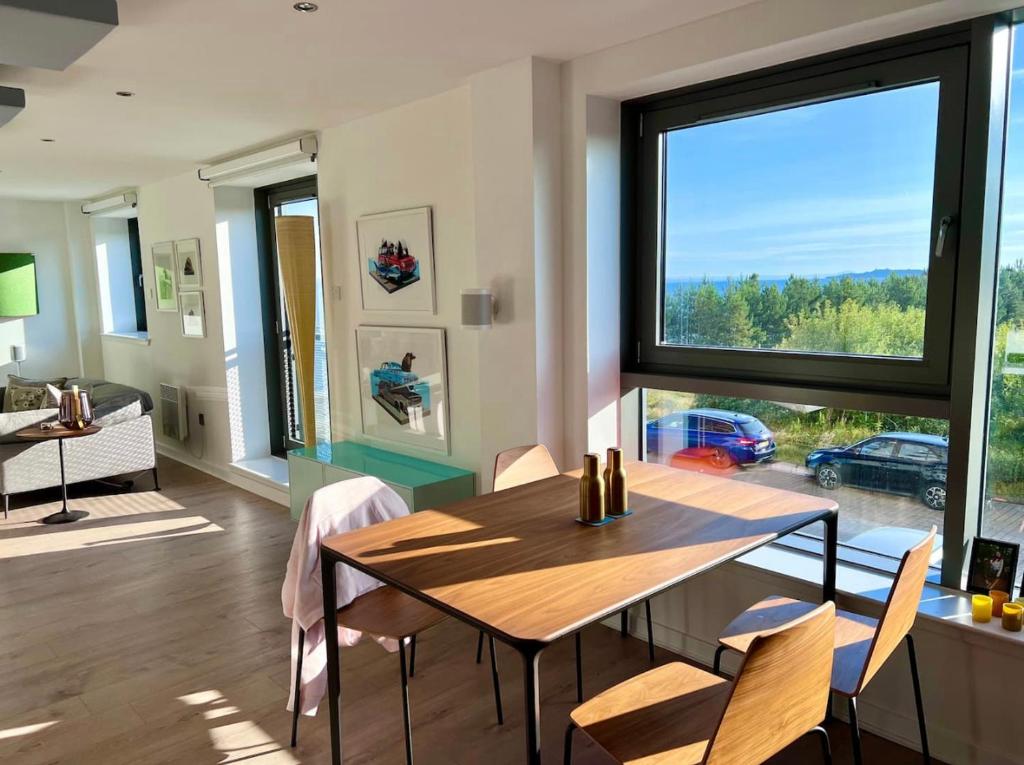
[607,509,634,519]
[575,515,617,527]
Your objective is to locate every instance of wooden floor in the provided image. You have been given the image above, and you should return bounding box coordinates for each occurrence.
[0,457,938,764]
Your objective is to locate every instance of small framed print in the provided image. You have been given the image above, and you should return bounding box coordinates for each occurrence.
[175,238,203,290]
[356,207,436,314]
[966,537,1020,595]
[152,241,177,312]
[179,290,206,338]
[355,325,449,454]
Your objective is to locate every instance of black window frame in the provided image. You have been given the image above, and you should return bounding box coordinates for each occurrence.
[127,217,147,333]
[254,175,323,456]
[622,25,973,402]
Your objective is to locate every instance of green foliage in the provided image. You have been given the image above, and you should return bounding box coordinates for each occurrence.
[657,265,1024,500]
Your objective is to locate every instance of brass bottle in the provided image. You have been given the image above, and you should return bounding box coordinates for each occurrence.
[579,453,606,523]
[604,447,628,517]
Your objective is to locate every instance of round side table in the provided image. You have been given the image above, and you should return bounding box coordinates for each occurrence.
[16,423,102,524]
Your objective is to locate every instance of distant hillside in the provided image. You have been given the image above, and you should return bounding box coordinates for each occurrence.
[666,268,926,295]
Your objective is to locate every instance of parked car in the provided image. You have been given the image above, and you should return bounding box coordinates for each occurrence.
[647,408,776,468]
[805,432,948,510]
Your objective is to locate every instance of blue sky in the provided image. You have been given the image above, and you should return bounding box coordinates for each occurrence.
[664,81,940,281]
[665,34,1024,283]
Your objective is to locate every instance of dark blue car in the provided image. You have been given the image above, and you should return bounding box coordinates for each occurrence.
[646,409,776,468]
[805,432,948,510]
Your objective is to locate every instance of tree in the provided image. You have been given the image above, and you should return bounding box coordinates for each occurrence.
[780,299,925,357]
[782,276,822,319]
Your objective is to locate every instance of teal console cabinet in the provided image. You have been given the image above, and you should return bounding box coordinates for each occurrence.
[287,440,476,520]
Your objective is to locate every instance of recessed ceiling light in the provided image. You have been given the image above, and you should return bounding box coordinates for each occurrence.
[293,2,318,12]
[116,91,135,97]
[40,138,55,142]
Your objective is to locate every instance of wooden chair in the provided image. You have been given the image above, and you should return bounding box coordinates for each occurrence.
[714,528,936,765]
[565,601,836,765]
[484,445,657,704]
[290,587,448,763]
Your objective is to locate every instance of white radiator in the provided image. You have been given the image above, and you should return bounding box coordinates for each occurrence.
[159,383,189,441]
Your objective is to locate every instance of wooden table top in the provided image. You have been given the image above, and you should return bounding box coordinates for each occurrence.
[16,423,101,440]
[323,461,837,645]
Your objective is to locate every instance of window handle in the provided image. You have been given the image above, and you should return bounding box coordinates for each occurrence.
[934,215,953,259]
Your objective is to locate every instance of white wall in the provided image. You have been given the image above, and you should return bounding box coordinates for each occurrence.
[213,186,271,463]
[101,171,237,472]
[0,198,99,381]
[91,216,135,334]
[317,86,483,474]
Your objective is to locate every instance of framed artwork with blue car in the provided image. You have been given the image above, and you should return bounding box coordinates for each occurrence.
[355,325,449,454]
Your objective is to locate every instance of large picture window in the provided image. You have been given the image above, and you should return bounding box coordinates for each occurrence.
[626,37,969,395]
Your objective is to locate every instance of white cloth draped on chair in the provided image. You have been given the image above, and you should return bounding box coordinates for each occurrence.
[281,476,409,716]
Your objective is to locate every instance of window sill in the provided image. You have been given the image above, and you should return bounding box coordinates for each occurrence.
[101,331,150,346]
[230,456,289,490]
[739,543,1024,652]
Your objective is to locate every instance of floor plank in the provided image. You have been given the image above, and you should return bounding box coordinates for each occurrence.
[0,457,939,764]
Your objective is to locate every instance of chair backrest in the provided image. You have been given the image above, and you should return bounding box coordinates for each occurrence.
[705,602,835,765]
[492,444,559,492]
[857,526,936,692]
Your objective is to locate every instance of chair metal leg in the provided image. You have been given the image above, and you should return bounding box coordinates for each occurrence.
[476,630,484,664]
[848,697,863,765]
[906,634,931,763]
[620,610,628,637]
[2,494,7,520]
[151,466,161,491]
[644,599,655,662]
[575,632,583,703]
[398,638,414,765]
[811,725,832,765]
[564,722,577,765]
[409,634,417,678]
[488,635,504,725]
[290,627,305,748]
[713,644,726,676]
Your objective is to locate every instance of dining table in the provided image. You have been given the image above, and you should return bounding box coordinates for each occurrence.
[320,460,839,764]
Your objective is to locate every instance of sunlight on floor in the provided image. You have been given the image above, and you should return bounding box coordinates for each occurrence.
[0,515,223,559]
[0,720,58,741]
[178,690,299,764]
[4,490,186,526]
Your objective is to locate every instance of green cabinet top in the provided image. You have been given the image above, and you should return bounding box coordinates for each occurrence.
[289,440,474,489]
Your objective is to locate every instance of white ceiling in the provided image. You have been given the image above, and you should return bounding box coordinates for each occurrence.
[0,0,757,201]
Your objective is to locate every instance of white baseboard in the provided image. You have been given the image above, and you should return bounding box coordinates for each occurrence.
[155,443,289,507]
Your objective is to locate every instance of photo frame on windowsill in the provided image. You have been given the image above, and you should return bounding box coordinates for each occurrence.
[966,537,1020,595]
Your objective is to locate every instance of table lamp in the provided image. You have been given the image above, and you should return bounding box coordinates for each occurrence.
[0,254,38,317]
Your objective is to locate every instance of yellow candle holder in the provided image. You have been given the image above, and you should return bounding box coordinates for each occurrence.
[990,589,1010,618]
[1002,602,1024,632]
[972,594,993,624]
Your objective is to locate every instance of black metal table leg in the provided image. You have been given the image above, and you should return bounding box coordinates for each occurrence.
[42,437,88,524]
[322,552,343,765]
[822,510,838,603]
[522,646,543,764]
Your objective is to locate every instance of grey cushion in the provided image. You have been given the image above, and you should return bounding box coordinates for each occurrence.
[65,378,153,413]
[3,375,67,412]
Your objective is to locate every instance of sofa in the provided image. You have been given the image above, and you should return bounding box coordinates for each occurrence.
[0,377,158,518]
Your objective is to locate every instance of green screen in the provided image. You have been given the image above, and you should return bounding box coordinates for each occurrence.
[0,253,38,317]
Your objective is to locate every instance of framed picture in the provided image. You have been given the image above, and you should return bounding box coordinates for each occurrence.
[179,291,206,338]
[966,537,1020,594]
[356,207,436,313]
[355,325,449,454]
[152,241,177,312]
[175,238,203,290]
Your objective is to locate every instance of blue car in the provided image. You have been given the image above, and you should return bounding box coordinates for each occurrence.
[805,432,948,510]
[646,409,776,468]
